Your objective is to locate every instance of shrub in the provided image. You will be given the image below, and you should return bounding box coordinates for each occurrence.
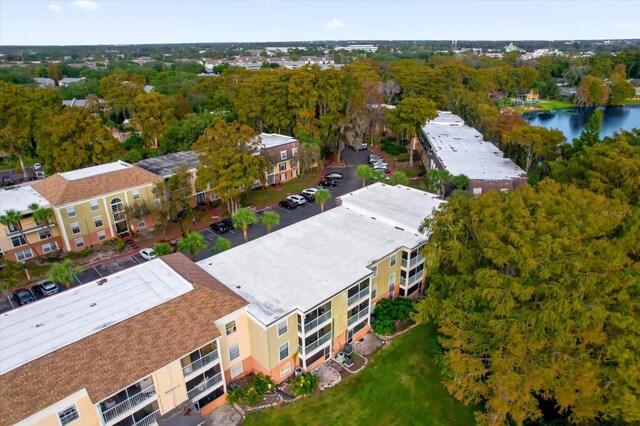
[381,140,407,156]
[65,247,92,258]
[371,298,416,335]
[227,373,275,406]
[290,372,320,396]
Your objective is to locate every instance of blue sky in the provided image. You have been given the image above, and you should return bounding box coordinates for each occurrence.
[1,1,639,45]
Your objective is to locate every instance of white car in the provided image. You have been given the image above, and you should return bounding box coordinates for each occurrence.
[302,188,319,197]
[139,248,158,261]
[372,161,388,168]
[287,194,307,205]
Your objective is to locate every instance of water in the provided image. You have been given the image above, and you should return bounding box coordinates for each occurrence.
[523,106,640,141]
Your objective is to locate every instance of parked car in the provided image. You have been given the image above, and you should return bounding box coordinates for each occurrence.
[300,192,315,202]
[157,239,178,252]
[2,175,14,186]
[33,163,42,170]
[302,188,319,197]
[368,154,382,163]
[221,217,252,229]
[139,248,158,261]
[279,198,298,209]
[209,221,230,234]
[13,288,36,306]
[319,179,337,187]
[357,143,368,151]
[34,280,60,297]
[372,161,388,168]
[287,194,307,205]
[324,172,343,180]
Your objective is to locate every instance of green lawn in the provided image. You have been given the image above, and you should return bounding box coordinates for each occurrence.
[244,324,476,426]
[623,98,640,105]
[532,100,575,111]
[244,170,323,208]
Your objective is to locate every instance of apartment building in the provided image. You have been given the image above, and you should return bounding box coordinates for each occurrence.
[0,253,250,426]
[198,183,444,375]
[259,133,300,185]
[31,161,161,252]
[0,185,62,262]
[419,111,528,195]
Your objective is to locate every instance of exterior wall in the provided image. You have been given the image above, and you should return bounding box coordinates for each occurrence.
[245,312,298,383]
[15,390,100,426]
[54,183,156,252]
[370,249,404,305]
[215,308,253,382]
[151,360,189,416]
[0,216,62,262]
[263,141,300,185]
[469,177,528,195]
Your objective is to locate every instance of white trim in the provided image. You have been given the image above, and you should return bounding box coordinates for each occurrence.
[228,342,240,361]
[225,320,237,336]
[101,196,114,239]
[279,362,291,378]
[277,319,288,337]
[15,389,90,426]
[53,208,71,251]
[57,404,80,426]
[55,183,155,210]
[278,341,289,362]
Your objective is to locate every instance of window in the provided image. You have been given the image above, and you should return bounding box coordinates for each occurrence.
[15,249,32,261]
[11,235,27,248]
[390,253,397,267]
[279,342,289,362]
[58,405,79,425]
[38,229,52,240]
[371,265,378,277]
[93,216,103,228]
[74,237,84,248]
[280,362,291,378]
[229,343,240,361]
[292,147,298,157]
[97,231,106,241]
[132,190,140,200]
[277,320,288,337]
[388,273,396,289]
[42,242,57,253]
[90,200,99,211]
[138,218,145,227]
[70,222,80,235]
[278,162,287,172]
[7,221,22,232]
[280,150,287,160]
[472,187,482,195]
[230,363,243,378]
[225,320,237,335]
[66,206,76,218]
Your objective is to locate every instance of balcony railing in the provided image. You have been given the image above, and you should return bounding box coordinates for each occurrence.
[348,306,370,327]
[303,311,332,334]
[347,287,370,307]
[182,350,219,377]
[133,410,160,426]
[101,385,157,424]
[401,269,424,287]
[187,372,223,400]
[303,331,332,354]
[401,255,424,269]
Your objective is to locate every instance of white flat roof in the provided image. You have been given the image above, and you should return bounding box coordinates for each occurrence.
[198,184,441,326]
[58,160,133,181]
[0,259,193,375]
[259,133,298,149]
[422,112,527,181]
[0,185,50,216]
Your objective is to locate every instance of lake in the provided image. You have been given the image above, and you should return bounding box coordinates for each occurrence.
[523,106,640,141]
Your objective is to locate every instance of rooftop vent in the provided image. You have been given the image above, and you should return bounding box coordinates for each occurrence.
[97,278,107,286]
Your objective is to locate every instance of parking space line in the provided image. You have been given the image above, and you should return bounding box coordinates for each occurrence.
[276,206,294,213]
[93,266,103,277]
[131,255,141,264]
[7,296,15,309]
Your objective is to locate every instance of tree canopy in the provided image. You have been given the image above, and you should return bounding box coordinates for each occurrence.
[415,180,640,425]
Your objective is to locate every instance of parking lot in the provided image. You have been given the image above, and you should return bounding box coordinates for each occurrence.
[1,148,371,314]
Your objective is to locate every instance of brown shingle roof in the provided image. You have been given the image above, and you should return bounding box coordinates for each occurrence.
[0,254,247,426]
[31,166,162,206]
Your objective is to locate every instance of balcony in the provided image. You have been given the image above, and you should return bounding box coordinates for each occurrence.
[348,306,370,327]
[302,331,332,355]
[187,373,223,400]
[182,349,219,377]
[133,410,160,426]
[347,287,370,307]
[401,255,424,269]
[5,222,56,237]
[303,310,332,334]
[101,385,156,424]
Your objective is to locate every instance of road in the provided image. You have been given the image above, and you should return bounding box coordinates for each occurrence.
[0,148,371,314]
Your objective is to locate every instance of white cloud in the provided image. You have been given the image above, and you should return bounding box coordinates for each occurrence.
[48,3,62,13]
[325,18,345,29]
[73,0,99,11]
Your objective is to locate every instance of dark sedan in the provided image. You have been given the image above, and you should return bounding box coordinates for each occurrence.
[319,179,337,187]
[300,192,315,202]
[279,198,298,209]
[209,221,230,233]
[13,288,36,306]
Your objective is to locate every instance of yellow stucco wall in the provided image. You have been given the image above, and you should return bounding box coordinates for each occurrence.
[15,390,100,426]
[215,309,253,374]
[0,217,61,260]
[370,248,404,303]
[152,359,189,414]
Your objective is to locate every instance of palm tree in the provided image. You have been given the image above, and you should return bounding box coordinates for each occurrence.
[152,242,173,256]
[315,189,332,213]
[0,209,41,259]
[177,232,207,260]
[390,171,409,186]
[355,164,374,187]
[48,259,81,288]
[260,210,280,234]
[0,260,25,293]
[211,237,231,254]
[233,208,259,242]
[29,203,57,255]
